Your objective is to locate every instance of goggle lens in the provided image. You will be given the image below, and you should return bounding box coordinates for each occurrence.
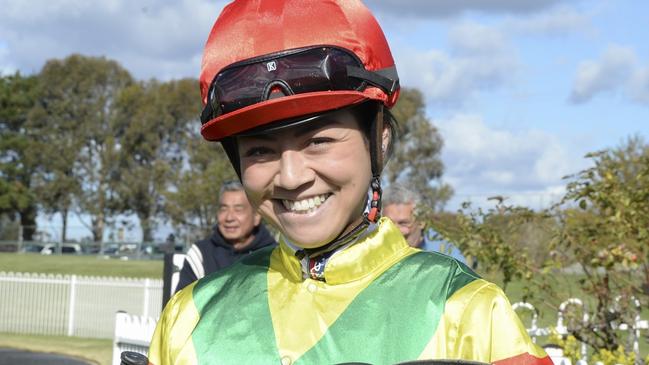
[202,47,369,123]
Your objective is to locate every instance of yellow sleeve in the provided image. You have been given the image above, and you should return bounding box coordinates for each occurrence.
[419,279,551,364]
[148,282,200,365]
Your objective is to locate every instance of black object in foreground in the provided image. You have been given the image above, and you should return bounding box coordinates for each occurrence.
[336,361,489,365]
[120,351,149,365]
[395,360,489,365]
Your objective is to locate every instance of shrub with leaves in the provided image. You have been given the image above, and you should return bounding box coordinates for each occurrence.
[546,136,648,353]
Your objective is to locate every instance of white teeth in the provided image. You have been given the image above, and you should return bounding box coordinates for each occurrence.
[282,194,329,213]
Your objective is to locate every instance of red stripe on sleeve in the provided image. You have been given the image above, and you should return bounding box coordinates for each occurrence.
[493,352,554,365]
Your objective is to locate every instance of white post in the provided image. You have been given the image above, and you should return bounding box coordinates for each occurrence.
[143,278,150,318]
[67,275,77,336]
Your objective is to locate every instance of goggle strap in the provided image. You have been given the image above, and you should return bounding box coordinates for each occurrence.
[346,66,398,94]
[221,137,242,179]
[369,104,384,176]
[201,102,214,124]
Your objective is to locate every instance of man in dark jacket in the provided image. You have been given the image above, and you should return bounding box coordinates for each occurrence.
[175,181,276,292]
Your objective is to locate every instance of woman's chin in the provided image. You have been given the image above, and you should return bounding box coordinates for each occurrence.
[283,230,337,250]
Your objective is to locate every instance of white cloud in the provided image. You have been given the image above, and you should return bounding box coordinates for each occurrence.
[504,6,593,36]
[0,0,226,79]
[436,114,583,210]
[394,22,517,106]
[569,44,649,105]
[570,45,636,104]
[628,66,649,104]
[0,44,17,75]
[449,22,508,55]
[365,0,566,18]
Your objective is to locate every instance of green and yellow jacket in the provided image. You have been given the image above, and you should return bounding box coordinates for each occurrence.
[149,218,551,365]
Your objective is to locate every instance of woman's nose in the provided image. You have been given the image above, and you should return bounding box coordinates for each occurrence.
[274,149,315,190]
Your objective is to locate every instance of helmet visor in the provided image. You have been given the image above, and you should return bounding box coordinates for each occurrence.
[201,46,395,125]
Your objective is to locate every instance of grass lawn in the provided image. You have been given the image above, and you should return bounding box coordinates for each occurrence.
[0,252,163,278]
[0,332,112,365]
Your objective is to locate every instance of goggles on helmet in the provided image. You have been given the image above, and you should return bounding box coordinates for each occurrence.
[200,45,399,125]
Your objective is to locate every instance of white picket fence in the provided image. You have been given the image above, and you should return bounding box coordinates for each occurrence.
[0,271,163,339]
[513,298,649,364]
[112,312,157,365]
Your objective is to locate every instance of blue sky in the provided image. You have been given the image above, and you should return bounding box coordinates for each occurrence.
[1,0,647,240]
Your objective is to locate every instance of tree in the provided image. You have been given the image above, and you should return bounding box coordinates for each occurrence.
[27,55,132,243]
[164,136,236,242]
[546,136,649,352]
[66,56,132,243]
[0,72,39,241]
[385,88,452,210]
[113,79,199,242]
[426,199,541,291]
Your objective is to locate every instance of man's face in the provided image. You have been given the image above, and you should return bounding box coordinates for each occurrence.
[217,190,261,245]
[382,202,423,248]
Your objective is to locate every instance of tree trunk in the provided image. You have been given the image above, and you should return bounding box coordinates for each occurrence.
[61,207,68,244]
[140,214,153,243]
[92,212,104,243]
[19,204,37,241]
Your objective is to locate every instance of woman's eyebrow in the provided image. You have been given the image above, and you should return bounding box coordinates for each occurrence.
[293,119,342,138]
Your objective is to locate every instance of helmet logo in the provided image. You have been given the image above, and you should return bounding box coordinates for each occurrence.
[266,61,277,72]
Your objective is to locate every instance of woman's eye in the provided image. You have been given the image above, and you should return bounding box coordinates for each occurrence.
[309,137,333,147]
[244,146,274,157]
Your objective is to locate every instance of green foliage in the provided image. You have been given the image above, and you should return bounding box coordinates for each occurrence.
[546,136,649,351]
[113,78,200,241]
[428,136,649,355]
[548,330,583,361]
[5,54,233,243]
[0,72,39,239]
[423,199,549,292]
[164,138,235,241]
[385,88,452,210]
[26,55,133,242]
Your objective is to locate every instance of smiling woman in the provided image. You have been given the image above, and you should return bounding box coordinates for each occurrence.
[148,1,552,364]
[238,108,377,249]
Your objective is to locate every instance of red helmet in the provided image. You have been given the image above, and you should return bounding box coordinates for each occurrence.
[199,0,400,141]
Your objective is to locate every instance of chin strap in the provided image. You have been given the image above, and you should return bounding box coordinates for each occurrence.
[366,176,382,223]
[366,103,384,223]
[295,218,369,260]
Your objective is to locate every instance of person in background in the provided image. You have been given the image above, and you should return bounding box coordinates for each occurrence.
[174,180,276,292]
[382,183,467,264]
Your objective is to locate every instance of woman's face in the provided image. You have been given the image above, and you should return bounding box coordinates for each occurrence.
[237,110,372,249]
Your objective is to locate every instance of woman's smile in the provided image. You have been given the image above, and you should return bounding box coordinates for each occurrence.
[279,193,332,214]
[238,110,372,249]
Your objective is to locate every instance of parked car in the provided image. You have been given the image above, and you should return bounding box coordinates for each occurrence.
[24,243,82,255]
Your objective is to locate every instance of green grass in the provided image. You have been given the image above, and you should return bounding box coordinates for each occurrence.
[0,332,112,365]
[0,252,163,278]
